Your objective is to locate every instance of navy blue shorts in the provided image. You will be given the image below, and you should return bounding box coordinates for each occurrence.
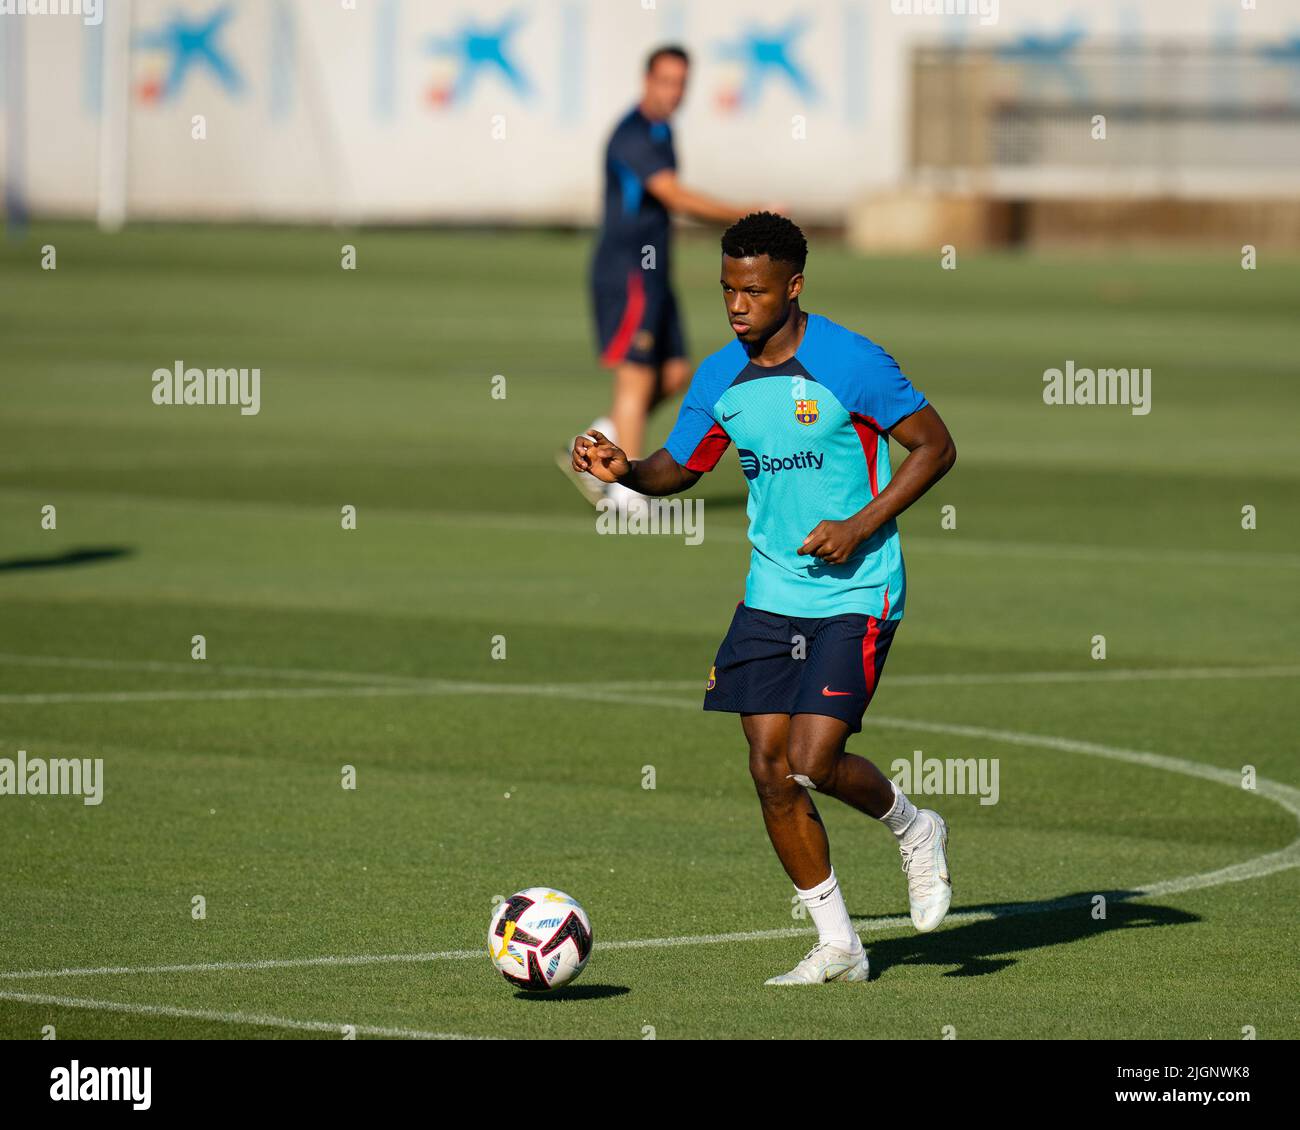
[703,603,899,734]
[591,267,686,368]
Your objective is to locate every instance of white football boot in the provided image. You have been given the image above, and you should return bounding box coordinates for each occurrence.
[554,445,607,507]
[899,810,952,932]
[764,940,870,986]
[604,480,649,521]
[555,419,618,508]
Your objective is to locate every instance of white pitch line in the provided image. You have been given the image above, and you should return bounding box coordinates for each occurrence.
[0,916,1079,981]
[0,652,434,687]
[1,714,1294,987]
[0,652,702,709]
[902,534,1300,571]
[881,665,1300,687]
[577,665,1300,691]
[0,681,403,702]
[3,655,1300,707]
[0,990,487,1040]
[0,950,476,981]
[0,684,697,709]
[0,686,418,705]
[6,484,1296,568]
[863,714,1300,902]
[5,483,1298,567]
[0,652,702,707]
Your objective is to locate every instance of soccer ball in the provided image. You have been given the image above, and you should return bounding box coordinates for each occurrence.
[488,887,593,991]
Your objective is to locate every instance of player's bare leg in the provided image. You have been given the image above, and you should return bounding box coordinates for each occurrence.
[744,713,868,984]
[609,360,657,460]
[787,712,952,933]
[565,358,689,510]
[598,361,658,515]
[651,356,692,409]
[785,713,893,816]
[743,712,829,889]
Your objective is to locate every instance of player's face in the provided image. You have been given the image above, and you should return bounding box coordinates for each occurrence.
[721,255,802,346]
[643,57,688,119]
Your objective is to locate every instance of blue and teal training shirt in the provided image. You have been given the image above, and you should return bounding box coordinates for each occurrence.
[663,313,927,620]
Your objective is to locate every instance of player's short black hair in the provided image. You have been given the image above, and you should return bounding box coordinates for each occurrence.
[646,44,690,73]
[721,212,808,273]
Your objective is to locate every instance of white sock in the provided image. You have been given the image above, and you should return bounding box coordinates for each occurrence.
[795,868,859,952]
[880,779,921,840]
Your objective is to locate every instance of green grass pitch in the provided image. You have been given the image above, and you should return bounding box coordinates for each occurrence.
[1,223,1297,1039]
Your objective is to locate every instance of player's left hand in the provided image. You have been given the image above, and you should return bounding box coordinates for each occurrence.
[798,518,868,565]
[573,429,630,484]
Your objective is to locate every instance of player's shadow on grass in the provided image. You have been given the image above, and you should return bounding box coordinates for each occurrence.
[0,546,132,572]
[513,984,630,1002]
[853,891,1198,979]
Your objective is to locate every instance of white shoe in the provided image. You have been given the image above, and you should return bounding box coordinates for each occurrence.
[554,444,607,507]
[764,940,869,985]
[605,480,649,520]
[899,810,952,932]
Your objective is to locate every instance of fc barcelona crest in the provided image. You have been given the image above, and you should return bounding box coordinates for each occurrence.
[706,665,717,691]
[795,399,819,425]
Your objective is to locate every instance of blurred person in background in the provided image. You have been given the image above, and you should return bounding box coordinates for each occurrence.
[559,44,770,514]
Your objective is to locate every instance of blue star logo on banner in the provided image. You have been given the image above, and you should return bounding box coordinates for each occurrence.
[996,23,1088,100]
[134,5,245,103]
[425,12,533,106]
[1258,34,1300,101]
[1258,34,1300,64]
[1258,34,1300,72]
[716,16,817,110]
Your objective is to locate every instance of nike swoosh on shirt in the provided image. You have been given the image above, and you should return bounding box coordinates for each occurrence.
[822,687,852,697]
[721,410,742,422]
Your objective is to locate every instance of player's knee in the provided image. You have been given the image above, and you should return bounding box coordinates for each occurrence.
[752,774,800,809]
[659,360,691,397]
[748,748,798,805]
[614,363,656,406]
[785,743,836,792]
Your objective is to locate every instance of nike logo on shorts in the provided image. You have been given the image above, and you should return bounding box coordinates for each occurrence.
[822,686,852,697]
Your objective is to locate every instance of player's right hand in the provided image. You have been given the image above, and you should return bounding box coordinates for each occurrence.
[572,429,630,484]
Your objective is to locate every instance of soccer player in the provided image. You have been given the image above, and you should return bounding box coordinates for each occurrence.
[565,44,765,514]
[571,213,957,985]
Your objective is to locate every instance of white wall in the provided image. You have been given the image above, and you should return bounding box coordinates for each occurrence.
[1,0,1295,223]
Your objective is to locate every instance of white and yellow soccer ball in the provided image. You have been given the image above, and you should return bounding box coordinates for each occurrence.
[488,887,593,991]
